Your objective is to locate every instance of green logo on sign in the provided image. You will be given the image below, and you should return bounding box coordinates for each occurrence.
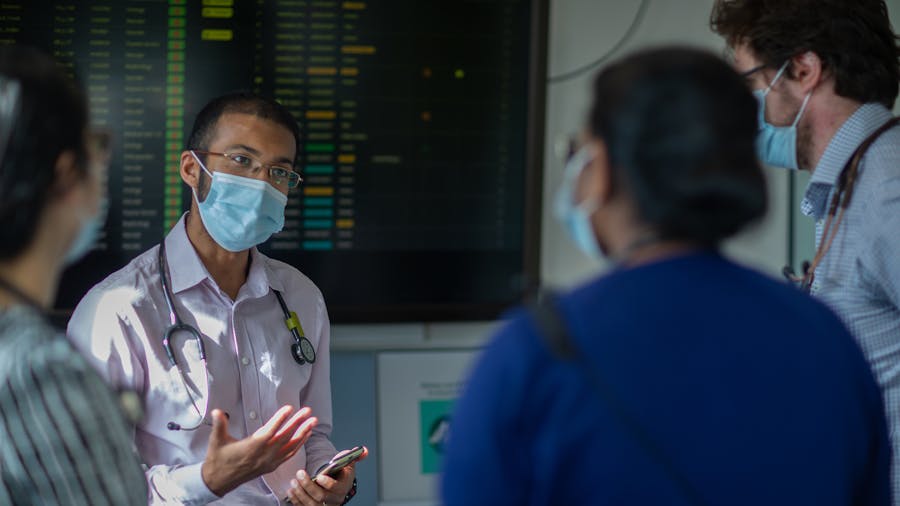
[419,399,454,474]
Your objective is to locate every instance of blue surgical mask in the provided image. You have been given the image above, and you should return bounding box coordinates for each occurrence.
[64,208,103,265]
[754,61,812,170]
[191,151,288,252]
[554,147,602,259]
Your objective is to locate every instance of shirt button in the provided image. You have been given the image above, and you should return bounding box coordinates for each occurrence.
[241,357,250,366]
[249,410,258,420]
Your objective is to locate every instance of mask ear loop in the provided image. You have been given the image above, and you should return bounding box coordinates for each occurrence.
[190,150,214,178]
[555,146,600,218]
[763,60,791,95]
[763,60,813,127]
[189,150,216,207]
[0,77,20,164]
[576,148,606,216]
[792,91,813,128]
[575,197,601,216]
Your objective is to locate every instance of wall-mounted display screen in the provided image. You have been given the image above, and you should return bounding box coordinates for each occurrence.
[1,0,546,322]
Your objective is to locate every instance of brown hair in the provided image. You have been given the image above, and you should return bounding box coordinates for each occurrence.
[711,0,900,107]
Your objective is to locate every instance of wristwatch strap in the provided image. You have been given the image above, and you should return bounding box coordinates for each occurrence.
[340,478,357,505]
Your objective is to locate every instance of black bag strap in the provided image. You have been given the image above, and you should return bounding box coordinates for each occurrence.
[527,293,707,506]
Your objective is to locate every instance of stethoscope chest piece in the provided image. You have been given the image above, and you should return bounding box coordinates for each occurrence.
[291,337,316,365]
[275,290,316,365]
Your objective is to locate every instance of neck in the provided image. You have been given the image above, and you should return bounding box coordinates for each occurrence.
[185,210,249,301]
[618,239,703,268]
[802,94,862,173]
[601,209,701,267]
[0,248,61,310]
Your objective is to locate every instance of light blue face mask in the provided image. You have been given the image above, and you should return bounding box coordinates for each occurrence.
[754,61,812,170]
[64,133,111,266]
[191,151,288,252]
[64,206,103,265]
[554,147,602,259]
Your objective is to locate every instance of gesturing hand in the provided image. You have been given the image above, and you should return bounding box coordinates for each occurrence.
[201,406,317,497]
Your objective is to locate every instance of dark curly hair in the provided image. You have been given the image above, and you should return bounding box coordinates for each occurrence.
[711,0,900,107]
[590,47,766,245]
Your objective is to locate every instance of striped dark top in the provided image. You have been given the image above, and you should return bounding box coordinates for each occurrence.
[0,305,147,505]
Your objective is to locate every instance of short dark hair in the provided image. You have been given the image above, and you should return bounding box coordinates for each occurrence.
[711,0,900,108]
[186,92,300,158]
[0,45,88,260]
[589,47,766,245]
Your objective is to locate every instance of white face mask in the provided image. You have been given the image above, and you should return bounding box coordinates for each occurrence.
[554,147,603,259]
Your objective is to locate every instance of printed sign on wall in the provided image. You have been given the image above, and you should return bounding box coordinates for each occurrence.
[377,351,477,502]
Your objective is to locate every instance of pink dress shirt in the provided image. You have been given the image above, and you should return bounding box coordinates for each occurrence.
[67,215,336,505]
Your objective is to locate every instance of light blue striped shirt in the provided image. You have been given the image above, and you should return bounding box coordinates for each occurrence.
[802,102,900,500]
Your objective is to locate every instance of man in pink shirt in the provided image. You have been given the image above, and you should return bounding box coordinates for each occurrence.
[67,93,363,505]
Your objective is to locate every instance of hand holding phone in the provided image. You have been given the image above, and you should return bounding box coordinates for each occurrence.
[313,446,366,480]
[283,446,368,503]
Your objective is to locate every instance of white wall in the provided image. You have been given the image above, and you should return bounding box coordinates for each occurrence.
[542,0,793,289]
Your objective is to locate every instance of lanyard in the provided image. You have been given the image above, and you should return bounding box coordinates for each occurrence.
[784,117,900,292]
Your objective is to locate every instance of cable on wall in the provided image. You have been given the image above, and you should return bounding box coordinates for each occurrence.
[547,0,650,84]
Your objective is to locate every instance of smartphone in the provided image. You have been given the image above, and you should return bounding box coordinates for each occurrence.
[282,446,366,503]
[313,446,365,480]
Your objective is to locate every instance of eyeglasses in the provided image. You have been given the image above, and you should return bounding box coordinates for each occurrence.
[193,150,303,189]
[740,64,766,78]
[739,64,769,89]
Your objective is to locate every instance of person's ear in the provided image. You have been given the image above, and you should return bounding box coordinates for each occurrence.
[52,149,84,201]
[180,150,201,189]
[790,51,823,95]
[582,139,613,205]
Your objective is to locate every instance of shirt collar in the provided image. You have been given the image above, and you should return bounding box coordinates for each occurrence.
[163,213,285,296]
[164,213,209,294]
[802,103,894,218]
[247,246,286,297]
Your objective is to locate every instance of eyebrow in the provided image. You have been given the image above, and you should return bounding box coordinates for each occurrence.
[225,144,295,165]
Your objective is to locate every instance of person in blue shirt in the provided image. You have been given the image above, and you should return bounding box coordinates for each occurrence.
[441,47,891,506]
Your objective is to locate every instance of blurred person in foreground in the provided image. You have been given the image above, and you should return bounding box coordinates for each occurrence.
[0,45,147,504]
[441,47,890,506]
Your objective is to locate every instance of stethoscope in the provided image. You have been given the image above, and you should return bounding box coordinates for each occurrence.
[158,241,316,431]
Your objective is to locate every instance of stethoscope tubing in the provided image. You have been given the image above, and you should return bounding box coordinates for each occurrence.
[156,241,315,431]
[159,243,211,431]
